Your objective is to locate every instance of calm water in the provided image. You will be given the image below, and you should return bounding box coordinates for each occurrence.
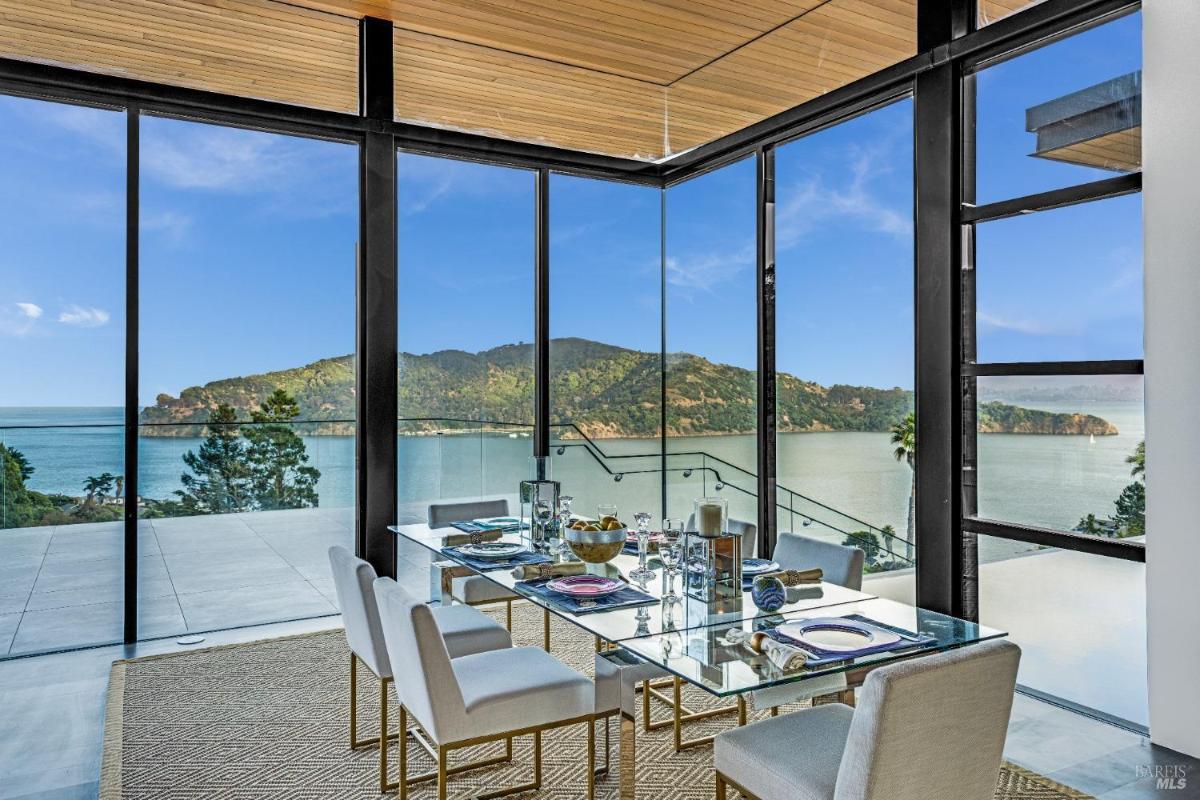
[1,405,1145,562]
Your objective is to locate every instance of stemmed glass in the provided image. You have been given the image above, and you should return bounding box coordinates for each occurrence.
[660,518,684,603]
[556,495,574,557]
[629,511,656,583]
[533,499,553,552]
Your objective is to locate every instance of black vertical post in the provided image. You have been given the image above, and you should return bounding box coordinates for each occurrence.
[357,16,398,578]
[123,105,139,645]
[914,0,972,617]
[756,146,777,557]
[660,188,668,522]
[960,72,980,622]
[534,168,550,472]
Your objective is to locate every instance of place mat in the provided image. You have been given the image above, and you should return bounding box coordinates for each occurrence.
[440,547,552,572]
[765,614,936,667]
[516,578,658,615]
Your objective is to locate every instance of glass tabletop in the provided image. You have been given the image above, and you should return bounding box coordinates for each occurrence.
[389,523,875,643]
[615,597,1007,697]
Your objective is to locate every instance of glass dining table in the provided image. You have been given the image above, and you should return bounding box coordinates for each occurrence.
[389,523,1006,798]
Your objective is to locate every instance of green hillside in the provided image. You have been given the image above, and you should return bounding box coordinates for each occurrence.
[138,338,1117,438]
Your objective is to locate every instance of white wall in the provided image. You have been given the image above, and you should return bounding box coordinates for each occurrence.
[1144,0,1200,759]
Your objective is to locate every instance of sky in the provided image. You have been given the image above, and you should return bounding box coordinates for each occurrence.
[0,12,1141,408]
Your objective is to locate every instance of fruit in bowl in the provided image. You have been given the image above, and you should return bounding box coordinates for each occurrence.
[564,520,626,563]
[569,515,625,533]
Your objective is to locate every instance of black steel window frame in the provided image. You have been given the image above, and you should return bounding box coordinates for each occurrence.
[0,0,1139,650]
[958,1,1146,573]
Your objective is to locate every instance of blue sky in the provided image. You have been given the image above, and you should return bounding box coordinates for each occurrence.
[0,12,1141,406]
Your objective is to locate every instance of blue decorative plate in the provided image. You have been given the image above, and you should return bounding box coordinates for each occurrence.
[742,558,780,575]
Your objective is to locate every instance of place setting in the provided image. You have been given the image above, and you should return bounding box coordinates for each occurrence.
[440,539,553,571]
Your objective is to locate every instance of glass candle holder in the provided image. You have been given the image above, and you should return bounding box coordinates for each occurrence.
[693,497,728,537]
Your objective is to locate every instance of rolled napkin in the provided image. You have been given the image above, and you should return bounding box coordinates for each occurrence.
[762,567,823,586]
[513,561,589,580]
[760,637,808,671]
[441,530,503,547]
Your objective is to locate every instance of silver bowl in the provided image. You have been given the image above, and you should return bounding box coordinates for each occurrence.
[563,526,626,563]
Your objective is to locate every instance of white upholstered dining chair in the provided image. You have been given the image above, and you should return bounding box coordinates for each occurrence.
[327,546,513,792]
[714,639,1022,800]
[773,532,865,591]
[373,576,598,800]
[427,499,555,649]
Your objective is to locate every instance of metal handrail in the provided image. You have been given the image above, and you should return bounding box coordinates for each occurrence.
[3,414,913,564]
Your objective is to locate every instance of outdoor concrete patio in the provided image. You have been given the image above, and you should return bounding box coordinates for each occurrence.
[0,507,428,657]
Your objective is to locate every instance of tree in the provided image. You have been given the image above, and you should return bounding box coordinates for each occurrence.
[176,404,253,514]
[890,412,916,560]
[1126,440,1145,479]
[7,447,33,482]
[1076,513,1104,536]
[82,473,116,506]
[844,530,882,563]
[1,444,57,529]
[243,389,320,510]
[1113,481,1145,537]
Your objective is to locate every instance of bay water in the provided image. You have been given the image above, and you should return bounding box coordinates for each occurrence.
[1,405,1144,563]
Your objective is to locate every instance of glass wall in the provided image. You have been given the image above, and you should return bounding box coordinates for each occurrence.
[0,95,126,655]
[970,10,1145,725]
[396,153,534,525]
[138,116,357,635]
[775,99,915,585]
[549,174,662,525]
[664,158,757,536]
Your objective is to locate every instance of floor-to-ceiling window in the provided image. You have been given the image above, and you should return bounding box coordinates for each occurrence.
[966,9,1145,725]
[775,98,916,589]
[0,95,126,656]
[138,116,357,635]
[664,158,758,536]
[549,174,662,525]
[396,153,535,527]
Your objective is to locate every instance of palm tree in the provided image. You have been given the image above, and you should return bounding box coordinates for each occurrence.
[1126,440,1145,479]
[890,412,916,561]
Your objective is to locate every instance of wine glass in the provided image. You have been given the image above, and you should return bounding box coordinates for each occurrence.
[556,495,574,557]
[629,511,656,583]
[660,517,684,603]
[533,499,553,551]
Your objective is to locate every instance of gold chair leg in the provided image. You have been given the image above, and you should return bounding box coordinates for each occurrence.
[437,744,448,800]
[716,772,728,800]
[349,653,358,748]
[771,706,780,717]
[669,677,739,750]
[380,676,390,793]
[737,696,747,726]
[505,599,513,630]
[642,680,651,731]
[398,705,408,800]
[543,608,551,651]
[586,719,596,800]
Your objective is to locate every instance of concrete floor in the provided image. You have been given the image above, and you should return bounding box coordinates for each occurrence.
[0,508,429,657]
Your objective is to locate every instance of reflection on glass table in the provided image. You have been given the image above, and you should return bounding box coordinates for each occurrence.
[618,597,1006,697]
[388,522,873,643]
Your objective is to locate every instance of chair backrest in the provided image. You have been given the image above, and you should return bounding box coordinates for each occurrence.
[684,514,758,559]
[327,546,391,678]
[428,498,510,529]
[772,532,865,590]
[834,639,1021,800]
[373,576,467,744]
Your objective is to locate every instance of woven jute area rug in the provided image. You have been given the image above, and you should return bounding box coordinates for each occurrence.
[101,602,1093,799]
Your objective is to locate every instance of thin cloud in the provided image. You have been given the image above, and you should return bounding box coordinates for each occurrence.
[141,209,193,245]
[665,243,754,298]
[16,302,43,319]
[776,142,912,250]
[977,311,1072,336]
[58,305,110,327]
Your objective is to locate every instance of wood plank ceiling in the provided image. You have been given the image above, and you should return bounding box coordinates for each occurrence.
[0,0,919,160]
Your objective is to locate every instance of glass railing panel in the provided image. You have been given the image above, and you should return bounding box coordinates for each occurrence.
[550,431,661,526]
[1,417,125,657]
[136,418,350,638]
[481,423,532,511]
[398,418,482,523]
[976,533,1147,726]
